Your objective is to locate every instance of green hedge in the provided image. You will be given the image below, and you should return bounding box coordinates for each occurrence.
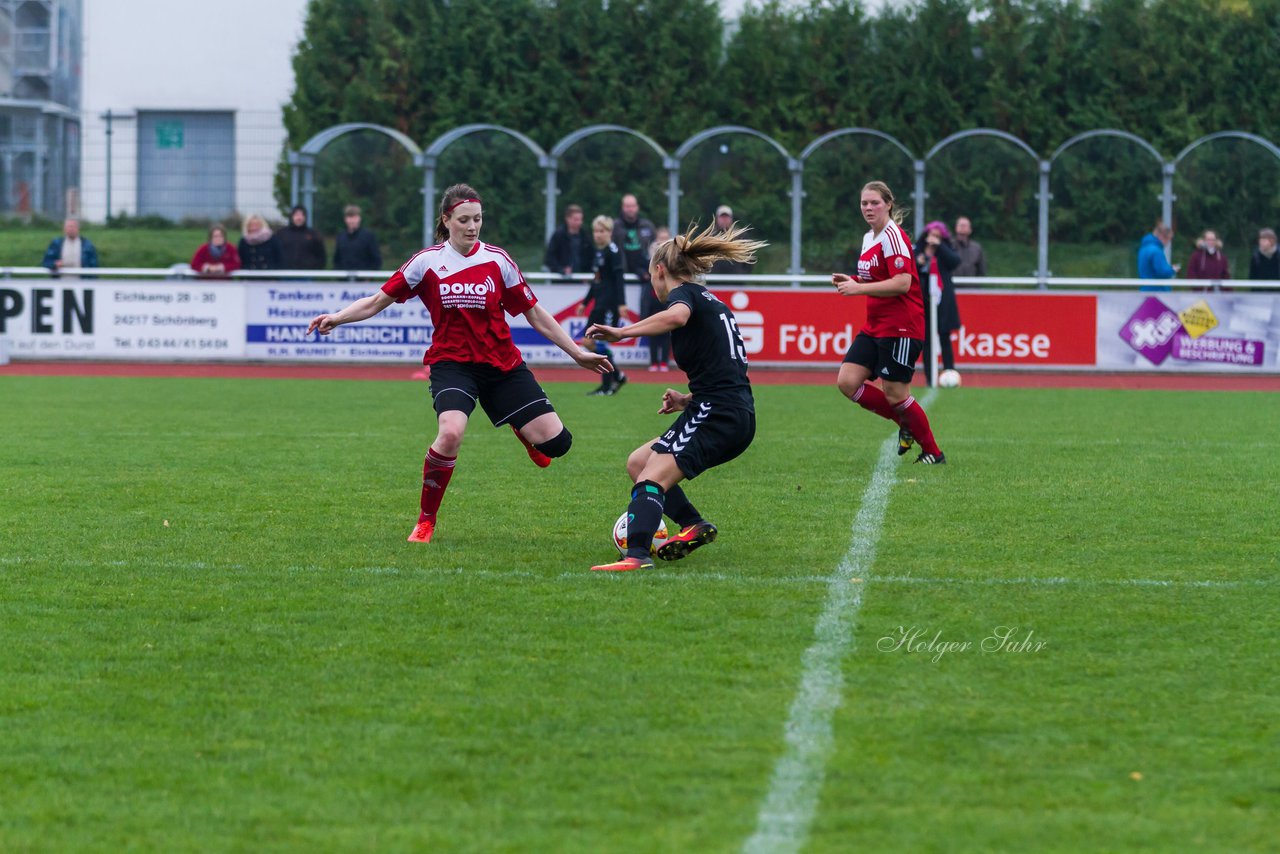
[276,0,1280,267]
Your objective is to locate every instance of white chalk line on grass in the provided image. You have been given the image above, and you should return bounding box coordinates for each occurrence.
[742,389,922,854]
[0,556,1268,590]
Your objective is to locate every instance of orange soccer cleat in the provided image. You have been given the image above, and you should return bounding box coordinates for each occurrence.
[590,556,654,572]
[511,425,553,468]
[407,519,435,543]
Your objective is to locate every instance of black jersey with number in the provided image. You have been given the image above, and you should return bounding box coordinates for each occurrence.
[665,282,753,410]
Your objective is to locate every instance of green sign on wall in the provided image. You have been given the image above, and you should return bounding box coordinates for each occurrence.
[155,121,184,149]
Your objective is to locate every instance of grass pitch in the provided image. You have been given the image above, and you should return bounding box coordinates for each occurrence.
[1,375,1276,852]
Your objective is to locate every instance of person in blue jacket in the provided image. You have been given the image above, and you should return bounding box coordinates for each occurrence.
[41,218,99,274]
[1137,222,1177,292]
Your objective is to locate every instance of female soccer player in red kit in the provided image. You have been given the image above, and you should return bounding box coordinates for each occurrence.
[307,184,613,543]
[832,181,945,464]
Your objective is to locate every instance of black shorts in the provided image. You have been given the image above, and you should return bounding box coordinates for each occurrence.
[843,332,922,384]
[428,361,555,429]
[651,401,755,480]
[587,306,620,328]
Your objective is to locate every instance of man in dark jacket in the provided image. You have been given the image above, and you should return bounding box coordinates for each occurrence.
[333,205,382,271]
[41,218,99,274]
[1249,228,1280,280]
[544,204,591,280]
[952,216,986,277]
[610,194,656,282]
[611,194,667,368]
[277,205,326,270]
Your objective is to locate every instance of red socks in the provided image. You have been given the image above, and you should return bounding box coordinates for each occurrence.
[419,447,457,522]
[851,383,943,456]
[894,396,942,456]
[851,382,898,422]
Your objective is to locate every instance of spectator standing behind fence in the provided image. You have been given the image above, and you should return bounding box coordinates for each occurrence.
[278,205,326,270]
[41,218,99,277]
[612,193,663,370]
[951,216,986,277]
[709,205,752,276]
[1138,221,1178,291]
[333,204,382,271]
[915,221,962,385]
[544,204,592,279]
[1184,229,1229,287]
[612,193,657,273]
[1249,228,1280,280]
[191,224,241,278]
[238,213,282,271]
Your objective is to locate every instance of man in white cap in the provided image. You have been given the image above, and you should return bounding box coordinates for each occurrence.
[710,204,751,276]
[715,204,734,231]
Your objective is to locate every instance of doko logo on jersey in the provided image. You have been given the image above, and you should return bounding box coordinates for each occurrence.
[438,276,496,309]
[1120,297,1264,366]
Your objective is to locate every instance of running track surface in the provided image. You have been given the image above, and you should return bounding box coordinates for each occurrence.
[3,361,1279,391]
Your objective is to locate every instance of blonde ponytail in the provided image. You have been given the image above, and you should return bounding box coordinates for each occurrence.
[650,222,768,281]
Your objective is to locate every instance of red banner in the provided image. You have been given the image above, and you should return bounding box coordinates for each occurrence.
[708,289,866,363]
[951,293,1097,365]
[708,289,1097,366]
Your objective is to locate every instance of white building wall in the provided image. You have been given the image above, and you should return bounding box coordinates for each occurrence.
[79,0,306,222]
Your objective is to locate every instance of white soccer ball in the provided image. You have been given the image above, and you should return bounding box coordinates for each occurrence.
[938,369,962,388]
[612,511,670,556]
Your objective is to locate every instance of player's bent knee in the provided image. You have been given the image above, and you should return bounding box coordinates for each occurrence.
[626,447,650,480]
[434,425,466,454]
[534,428,572,458]
[837,378,861,399]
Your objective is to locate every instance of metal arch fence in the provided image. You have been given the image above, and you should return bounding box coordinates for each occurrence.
[288,123,424,223]
[289,125,1280,285]
[547,124,669,245]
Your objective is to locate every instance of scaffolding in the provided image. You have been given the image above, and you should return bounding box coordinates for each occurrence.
[0,0,81,219]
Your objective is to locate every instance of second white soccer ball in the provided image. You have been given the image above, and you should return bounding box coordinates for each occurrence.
[938,369,962,388]
[613,512,670,556]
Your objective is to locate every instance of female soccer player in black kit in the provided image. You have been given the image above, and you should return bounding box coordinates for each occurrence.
[584,223,766,572]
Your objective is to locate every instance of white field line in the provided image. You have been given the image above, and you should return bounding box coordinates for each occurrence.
[742,394,922,854]
[0,557,1267,590]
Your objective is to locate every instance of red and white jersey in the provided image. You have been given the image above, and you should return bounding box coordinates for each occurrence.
[382,241,537,371]
[856,220,924,339]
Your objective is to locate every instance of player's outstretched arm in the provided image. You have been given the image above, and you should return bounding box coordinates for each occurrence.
[524,304,613,374]
[586,303,691,343]
[307,291,396,335]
